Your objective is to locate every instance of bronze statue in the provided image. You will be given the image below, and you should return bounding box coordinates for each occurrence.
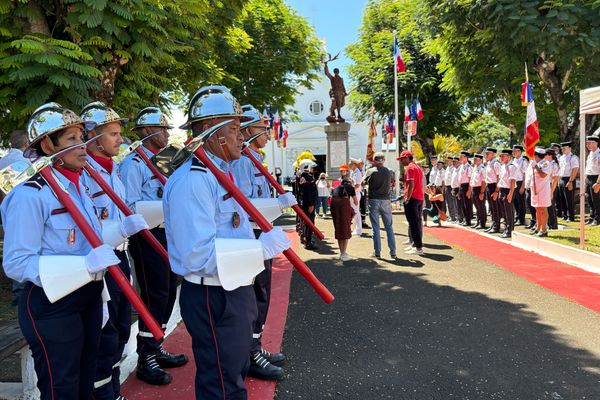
[323,52,347,123]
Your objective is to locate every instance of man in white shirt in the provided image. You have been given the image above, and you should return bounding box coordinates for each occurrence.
[484,148,501,233]
[511,145,529,226]
[0,130,31,171]
[494,149,516,238]
[585,136,600,225]
[468,153,487,229]
[457,151,473,226]
[443,156,458,221]
[450,157,464,223]
[558,141,579,222]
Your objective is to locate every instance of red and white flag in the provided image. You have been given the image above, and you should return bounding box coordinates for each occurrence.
[393,33,406,73]
[416,98,424,120]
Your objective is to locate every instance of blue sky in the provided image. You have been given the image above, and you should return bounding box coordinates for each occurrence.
[285,0,367,82]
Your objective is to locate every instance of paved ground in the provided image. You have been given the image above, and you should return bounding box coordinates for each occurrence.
[276,213,600,400]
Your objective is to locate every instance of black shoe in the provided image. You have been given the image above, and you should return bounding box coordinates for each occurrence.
[304,242,318,250]
[156,345,188,368]
[500,232,512,238]
[136,354,172,385]
[248,352,284,381]
[116,397,128,400]
[362,223,370,229]
[537,231,548,237]
[563,216,569,221]
[593,221,600,226]
[569,218,576,222]
[476,225,487,230]
[485,226,494,232]
[585,219,593,225]
[261,349,285,367]
[525,222,535,229]
[489,229,501,234]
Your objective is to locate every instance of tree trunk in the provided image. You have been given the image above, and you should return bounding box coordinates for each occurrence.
[26,1,51,35]
[534,56,571,141]
[91,55,124,105]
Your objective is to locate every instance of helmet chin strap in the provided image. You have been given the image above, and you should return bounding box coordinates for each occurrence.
[217,134,231,163]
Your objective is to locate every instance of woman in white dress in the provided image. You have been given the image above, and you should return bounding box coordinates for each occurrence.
[531,147,552,237]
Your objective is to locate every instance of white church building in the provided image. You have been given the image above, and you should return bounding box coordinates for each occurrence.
[263,78,396,182]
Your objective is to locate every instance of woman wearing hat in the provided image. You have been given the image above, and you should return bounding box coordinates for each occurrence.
[530,148,552,236]
[330,177,358,261]
[1,103,122,399]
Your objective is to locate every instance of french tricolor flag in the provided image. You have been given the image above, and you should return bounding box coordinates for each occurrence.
[521,81,533,106]
[523,83,539,158]
[394,34,406,73]
[404,98,410,122]
[273,106,280,141]
[416,97,424,120]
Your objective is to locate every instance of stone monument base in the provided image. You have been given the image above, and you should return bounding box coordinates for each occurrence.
[324,122,351,179]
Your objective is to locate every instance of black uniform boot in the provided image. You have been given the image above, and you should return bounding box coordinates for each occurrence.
[247,351,284,380]
[261,348,285,367]
[136,354,172,385]
[156,345,188,368]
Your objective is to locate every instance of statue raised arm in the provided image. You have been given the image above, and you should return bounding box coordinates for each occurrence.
[322,51,346,123]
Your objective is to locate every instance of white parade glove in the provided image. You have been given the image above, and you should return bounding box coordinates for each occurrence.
[121,214,149,237]
[277,192,297,209]
[85,244,120,274]
[101,302,109,328]
[259,227,292,260]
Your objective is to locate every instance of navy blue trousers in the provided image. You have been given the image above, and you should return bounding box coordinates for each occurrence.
[94,250,132,399]
[129,227,178,355]
[19,280,103,400]
[180,280,257,400]
[251,230,273,353]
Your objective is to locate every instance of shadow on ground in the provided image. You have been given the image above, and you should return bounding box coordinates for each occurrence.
[277,255,600,399]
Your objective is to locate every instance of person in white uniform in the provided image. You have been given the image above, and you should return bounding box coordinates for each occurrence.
[530,148,552,236]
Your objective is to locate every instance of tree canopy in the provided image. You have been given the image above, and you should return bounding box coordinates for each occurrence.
[348,0,600,151]
[346,0,463,153]
[218,0,323,110]
[0,0,320,142]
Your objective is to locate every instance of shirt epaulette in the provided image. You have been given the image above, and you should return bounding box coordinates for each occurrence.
[23,174,46,191]
[132,155,141,163]
[191,157,207,173]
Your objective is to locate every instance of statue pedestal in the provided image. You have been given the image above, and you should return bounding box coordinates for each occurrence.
[324,122,351,179]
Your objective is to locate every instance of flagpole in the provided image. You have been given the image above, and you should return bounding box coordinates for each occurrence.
[393,30,400,192]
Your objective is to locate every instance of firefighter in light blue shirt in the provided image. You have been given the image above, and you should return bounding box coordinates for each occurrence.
[80,101,149,400]
[165,85,290,399]
[118,107,188,386]
[1,103,122,400]
[230,105,296,381]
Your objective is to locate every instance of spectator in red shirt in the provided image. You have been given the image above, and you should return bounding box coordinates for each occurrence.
[398,151,425,256]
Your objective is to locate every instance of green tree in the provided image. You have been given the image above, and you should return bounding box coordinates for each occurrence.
[346,0,464,153]
[423,0,600,142]
[218,0,323,110]
[0,0,249,138]
[460,114,512,152]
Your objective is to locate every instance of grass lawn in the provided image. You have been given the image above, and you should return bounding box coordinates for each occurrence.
[515,220,600,253]
[547,220,600,253]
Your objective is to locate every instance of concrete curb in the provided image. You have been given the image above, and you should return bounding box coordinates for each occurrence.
[430,221,600,276]
[512,231,600,275]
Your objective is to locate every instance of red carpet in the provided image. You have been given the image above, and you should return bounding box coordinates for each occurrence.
[425,225,600,314]
[121,233,297,399]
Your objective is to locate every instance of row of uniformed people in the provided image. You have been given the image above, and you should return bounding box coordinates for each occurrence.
[427,143,579,238]
[1,85,294,399]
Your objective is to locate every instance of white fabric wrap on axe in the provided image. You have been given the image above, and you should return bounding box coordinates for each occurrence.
[39,255,100,303]
[101,219,128,249]
[248,198,283,229]
[215,238,265,291]
[135,200,164,229]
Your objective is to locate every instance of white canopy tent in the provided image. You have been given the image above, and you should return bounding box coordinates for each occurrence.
[578,86,600,248]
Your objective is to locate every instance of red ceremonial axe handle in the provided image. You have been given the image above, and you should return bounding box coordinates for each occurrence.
[40,167,164,340]
[83,164,170,265]
[242,148,325,241]
[134,148,168,186]
[194,147,334,304]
